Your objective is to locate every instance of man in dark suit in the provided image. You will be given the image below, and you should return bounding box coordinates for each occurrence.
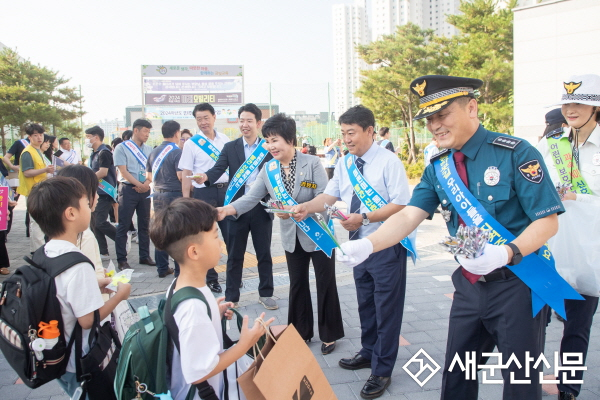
[198,103,277,309]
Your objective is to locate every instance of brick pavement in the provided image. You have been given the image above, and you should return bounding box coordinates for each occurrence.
[1,198,599,399]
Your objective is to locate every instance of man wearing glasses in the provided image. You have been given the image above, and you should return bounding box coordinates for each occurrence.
[178,103,230,293]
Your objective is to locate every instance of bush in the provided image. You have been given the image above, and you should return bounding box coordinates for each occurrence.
[402,159,425,180]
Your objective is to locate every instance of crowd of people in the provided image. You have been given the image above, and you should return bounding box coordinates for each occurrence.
[0,72,599,400]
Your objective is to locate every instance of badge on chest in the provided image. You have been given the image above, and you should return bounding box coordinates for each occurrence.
[300,180,317,189]
[484,166,500,186]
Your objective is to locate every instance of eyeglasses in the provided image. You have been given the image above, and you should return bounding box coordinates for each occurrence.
[180,138,189,142]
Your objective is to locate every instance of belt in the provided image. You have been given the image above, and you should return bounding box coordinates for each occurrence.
[478,267,516,283]
[197,182,229,189]
[155,189,182,193]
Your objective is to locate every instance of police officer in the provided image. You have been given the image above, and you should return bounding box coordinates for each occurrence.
[113,119,155,270]
[292,105,411,399]
[86,126,117,260]
[335,76,571,400]
[178,103,230,293]
[146,120,183,278]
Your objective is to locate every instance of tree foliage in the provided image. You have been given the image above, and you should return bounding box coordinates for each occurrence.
[0,47,84,152]
[355,0,517,162]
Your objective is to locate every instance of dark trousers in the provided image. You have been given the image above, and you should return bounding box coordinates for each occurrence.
[441,268,547,400]
[194,185,229,283]
[92,195,117,255]
[557,294,599,396]
[225,204,273,302]
[153,191,182,276]
[284,237,344,343]
[325,168,335,180]
[7,194,17,234]
[354,243,407,377]
[0,230,8,268]
[116,184,151,262]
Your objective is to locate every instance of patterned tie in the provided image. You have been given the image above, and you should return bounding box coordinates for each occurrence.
[454,151,481,284]
[349,157,365,240]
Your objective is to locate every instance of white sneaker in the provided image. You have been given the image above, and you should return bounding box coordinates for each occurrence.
[132,230,139,244]
[126,231,132,254]
[100,254,111,261]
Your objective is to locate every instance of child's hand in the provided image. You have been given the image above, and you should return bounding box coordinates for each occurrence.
[97,277,112,294]
[217,297,234,320]
[115,282,131,300]
[239,312,275,348]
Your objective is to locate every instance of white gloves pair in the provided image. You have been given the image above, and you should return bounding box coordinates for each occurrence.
[336,239,374,268]
[456,243,509,275]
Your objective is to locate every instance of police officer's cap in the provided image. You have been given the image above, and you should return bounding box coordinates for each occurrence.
[85,125,104,136]
[543,108,566,136]
[410,75,483,120]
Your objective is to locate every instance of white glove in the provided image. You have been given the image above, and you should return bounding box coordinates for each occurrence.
[336,238,374,268]
[456,243,509,275]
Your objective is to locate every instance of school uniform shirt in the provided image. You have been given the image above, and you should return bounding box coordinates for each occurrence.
[59,148,81,164]
[113,141,153,184]
[146,141,182,192]
[324,141,411,239]
[178,130,229,189]
[7,139,29,166]
[46,240,104,373]
[169,285,224,400]
[410,125,564,237]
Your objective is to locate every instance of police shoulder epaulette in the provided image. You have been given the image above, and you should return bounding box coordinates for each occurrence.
[430,148,451,162]
[491,136,522,150]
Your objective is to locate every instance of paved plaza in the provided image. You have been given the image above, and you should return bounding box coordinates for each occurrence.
[1,198,599,399]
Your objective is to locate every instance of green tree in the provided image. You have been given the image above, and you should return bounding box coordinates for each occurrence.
[445,0,517,134]
[0,47,84,152]
[355,23,447,163]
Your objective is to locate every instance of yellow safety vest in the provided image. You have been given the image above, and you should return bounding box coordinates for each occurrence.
[17,145,47,196]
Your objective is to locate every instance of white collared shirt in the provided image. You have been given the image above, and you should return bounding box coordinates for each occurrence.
[178,130,230,188]
[59,148,81,164]
[243,136,261,193]
[537,125,600,204]
[324,141,411,238]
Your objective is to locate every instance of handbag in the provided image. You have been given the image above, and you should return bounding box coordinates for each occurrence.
[76,310,121,400]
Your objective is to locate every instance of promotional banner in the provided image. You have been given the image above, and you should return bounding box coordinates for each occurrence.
[0,187,8,231]
[144,92,242,105]
[145,106,244,120]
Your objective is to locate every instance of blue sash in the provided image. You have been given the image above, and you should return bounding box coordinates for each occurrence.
[98,179,117,201]
[65,150,76,163]
[190,133,222,163]
[151,143,177,180]
[224,140,269,205]
[433,153,583,319]
[344,154,418,264]
[123,140,148,167]
[265,159,337,257]
[20,139,29,148]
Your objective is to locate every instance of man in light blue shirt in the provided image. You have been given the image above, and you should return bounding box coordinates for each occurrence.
[113,119,155,271]
[291,105,411,399]
[423,137,439,167]
[201,104,276,309]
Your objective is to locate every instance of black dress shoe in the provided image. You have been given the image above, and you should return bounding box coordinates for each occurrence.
[118,261,132,271]
[321,342,336,355]
[360,375,391,399]
[140,258,156,266]
[338,354,371,370]
[158,267,174,278]
[207,280,222,293]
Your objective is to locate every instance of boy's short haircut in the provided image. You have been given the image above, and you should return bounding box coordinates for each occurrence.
[85,125,105,141]
[25,123,45,136]
[27,177,87,239]
[338,105,375,131]
[261,113,297,146]
[132,119,152,131]
[238,103,262,121]
[161,120,181,138]
[193,103,216,118]
[149,198,217,264]
[56,165,98,209]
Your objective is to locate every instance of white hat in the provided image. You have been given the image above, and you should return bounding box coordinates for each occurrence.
[551,74,600,107]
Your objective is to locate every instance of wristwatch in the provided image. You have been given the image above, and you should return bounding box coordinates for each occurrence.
[506,243,523,266]
[361,213,370,226]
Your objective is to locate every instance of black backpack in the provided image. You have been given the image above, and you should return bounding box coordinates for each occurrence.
[0,246,93,388]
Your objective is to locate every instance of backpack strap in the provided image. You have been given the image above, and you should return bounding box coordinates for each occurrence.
[164,281,218,400]
[27,245,94,277]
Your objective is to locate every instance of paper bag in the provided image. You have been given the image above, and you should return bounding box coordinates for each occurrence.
[238,324,337,400]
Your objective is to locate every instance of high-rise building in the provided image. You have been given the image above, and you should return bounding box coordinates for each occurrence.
[371,0,461,40]
[332,0,371,117]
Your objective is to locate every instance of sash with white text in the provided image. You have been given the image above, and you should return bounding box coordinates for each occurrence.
[224,140,268,205]
[151,143,177,181]
[123,140,148,168]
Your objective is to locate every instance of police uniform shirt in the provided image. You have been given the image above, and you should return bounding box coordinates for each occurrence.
[177,130,229,188]
[324,141,411,239]
[409,125,565,237]
[7,139,29,166]
[146,141,182,192]
[113,141,153,184]
[537,125,600,204]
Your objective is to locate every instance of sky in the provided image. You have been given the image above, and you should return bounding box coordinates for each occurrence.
[1,0,359,124]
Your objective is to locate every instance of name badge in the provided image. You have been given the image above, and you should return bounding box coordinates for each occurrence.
[300,180,317,189]
[138,171,146,183]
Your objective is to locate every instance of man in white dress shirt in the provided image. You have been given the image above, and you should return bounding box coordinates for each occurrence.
[178,103,230,293]
[58,138,81,164]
